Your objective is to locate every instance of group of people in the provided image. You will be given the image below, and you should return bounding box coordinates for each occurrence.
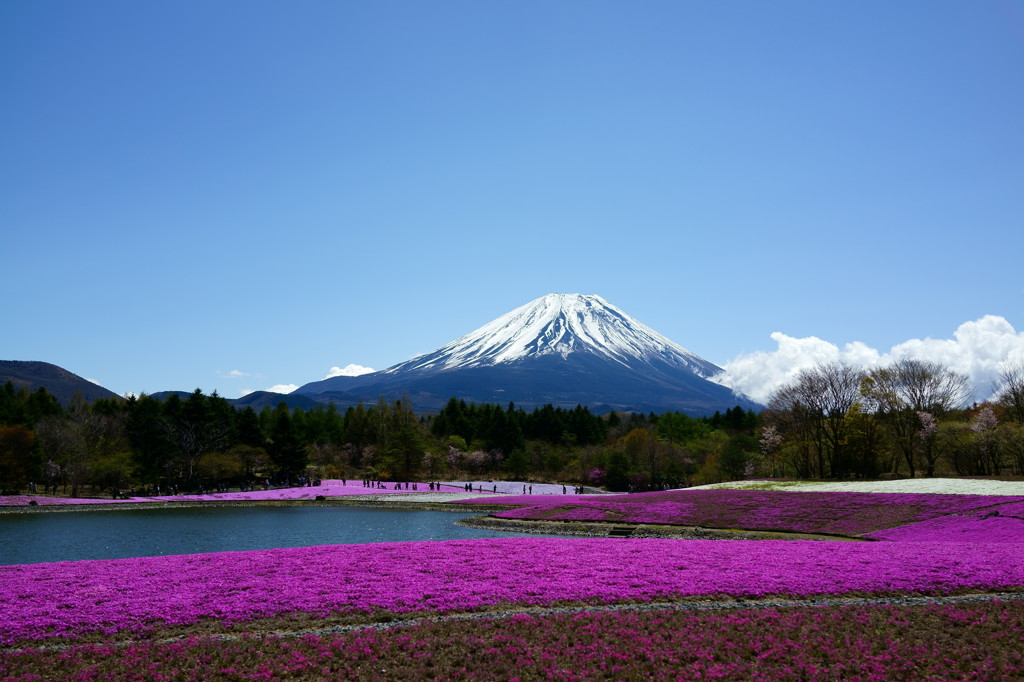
[361,479,443,491]
[26,482,59,495]
[354,480,590,495]
[461,482,497,493]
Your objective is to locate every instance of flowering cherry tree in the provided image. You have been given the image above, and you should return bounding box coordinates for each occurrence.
[971,405,1001,474]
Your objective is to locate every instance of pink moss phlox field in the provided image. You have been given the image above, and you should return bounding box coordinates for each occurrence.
[0,481,469,506]
[971,500,1024,519]
[3,537,1024,644]
[465,489,1024,536]
[5,602,1023,681]
[866,515,1024,543]
[499,500,699,525]
[0,495,146,506]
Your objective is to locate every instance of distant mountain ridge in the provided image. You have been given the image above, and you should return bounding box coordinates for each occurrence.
[146,391,323,411]
[0,360,120,405]
[7,295,762,415]
[295,294,760,415]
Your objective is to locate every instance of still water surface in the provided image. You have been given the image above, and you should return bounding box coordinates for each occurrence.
[0,506,559,565]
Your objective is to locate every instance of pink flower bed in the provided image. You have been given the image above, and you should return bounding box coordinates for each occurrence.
[969,501,1024,518]
[0,495,145,506]
[464,489,1024,536]
[3,537,1023,645]
[866,515,1024,543]
[6,602,1023,680]
[499,500,700,525]
[0,481,467,506]
[531,506,617,522]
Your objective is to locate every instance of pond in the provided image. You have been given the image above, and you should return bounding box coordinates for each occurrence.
[0,506,561,565]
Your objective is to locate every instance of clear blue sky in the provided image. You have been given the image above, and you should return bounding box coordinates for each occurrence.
[3,1,1023,401]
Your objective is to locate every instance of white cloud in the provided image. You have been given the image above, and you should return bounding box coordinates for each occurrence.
[714,315,1024,406]
[218,369,255,379]
[325,363,375,378]
[238,384,299,398]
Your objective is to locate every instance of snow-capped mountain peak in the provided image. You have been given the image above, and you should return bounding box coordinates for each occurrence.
[385,293,722,378]
[293,293,759,414]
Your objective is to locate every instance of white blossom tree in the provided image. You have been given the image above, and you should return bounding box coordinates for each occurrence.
[971,405,1001,474]
[759,424,783,478]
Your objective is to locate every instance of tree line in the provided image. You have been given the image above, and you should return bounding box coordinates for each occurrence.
[6,356,1017,497]
[760,358,1024,480]
[0,382,763,496]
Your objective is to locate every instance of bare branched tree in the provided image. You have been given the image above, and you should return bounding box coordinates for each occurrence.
[864,359,972,477]
[995,360,1024,425]
[767,363,864,478]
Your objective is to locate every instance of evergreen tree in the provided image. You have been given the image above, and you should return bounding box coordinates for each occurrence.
[0,425,36,492]
[234,406,265,448]
[267,404,307,478]
[345,403,371,445]
[0,382,62,427]
[604,451,631,491]
[125,395,174,483]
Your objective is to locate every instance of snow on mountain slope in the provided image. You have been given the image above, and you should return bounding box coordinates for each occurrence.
[384,294,722,378]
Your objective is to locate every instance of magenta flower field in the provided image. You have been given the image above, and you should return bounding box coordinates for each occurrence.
[3,484,1024,680]
[0,495,141,506]
[5,601,1023,681]
[969,500,1024,518]
[2,537,1023,646]
[463,489,1024,537]
[866,515,1024,543]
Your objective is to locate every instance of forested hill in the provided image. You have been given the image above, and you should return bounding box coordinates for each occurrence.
[0,361,120,406]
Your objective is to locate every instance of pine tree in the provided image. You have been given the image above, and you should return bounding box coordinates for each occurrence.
[267,405,307,478]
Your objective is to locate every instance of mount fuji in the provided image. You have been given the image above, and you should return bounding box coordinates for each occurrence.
[294,294,759,415]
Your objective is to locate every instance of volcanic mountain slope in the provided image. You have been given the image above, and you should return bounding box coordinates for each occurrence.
[0,360,120,405]
[295,294,760,415]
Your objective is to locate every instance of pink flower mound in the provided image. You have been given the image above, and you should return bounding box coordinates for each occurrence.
[473,489,1024,536]
[2,538,1023,644]
[499,501,698,525]
[0,495,148,506]
[537,507,612,522]
[970,501,1024,519]
[866,515,1024,543]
